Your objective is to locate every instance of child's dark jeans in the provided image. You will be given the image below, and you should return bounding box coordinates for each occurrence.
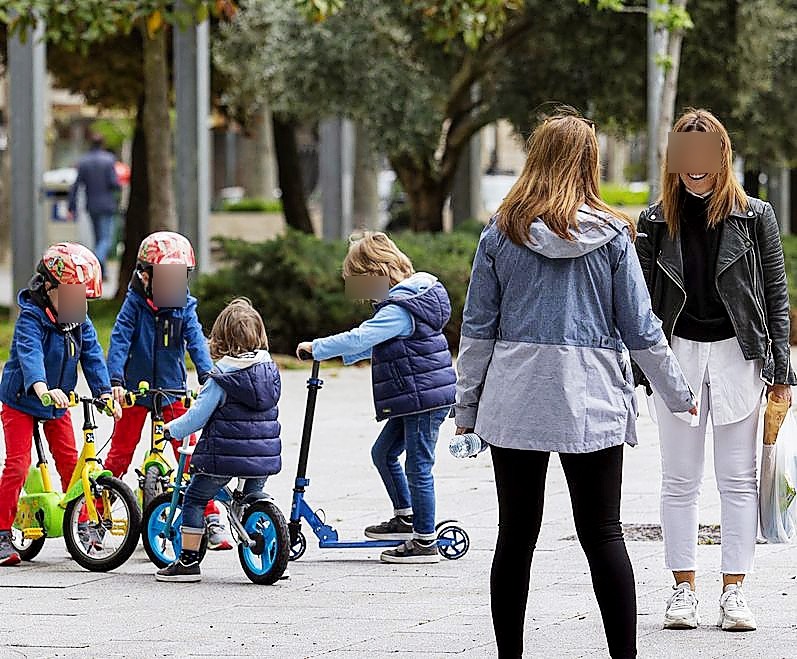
[370,406,450,539]
[181,474,267,533]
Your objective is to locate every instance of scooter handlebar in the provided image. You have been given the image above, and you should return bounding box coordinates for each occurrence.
[298,349,314,361]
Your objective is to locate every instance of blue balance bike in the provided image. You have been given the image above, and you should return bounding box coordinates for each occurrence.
[141,434,290,584]
[287,353,470,561]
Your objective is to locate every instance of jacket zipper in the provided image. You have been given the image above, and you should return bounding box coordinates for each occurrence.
[656,256,687,335]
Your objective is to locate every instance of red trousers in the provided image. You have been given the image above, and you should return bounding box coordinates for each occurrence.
[0,404,78,530]
[104,401,195,478]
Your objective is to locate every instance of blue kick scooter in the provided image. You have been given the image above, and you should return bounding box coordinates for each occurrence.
[287,352,470,561]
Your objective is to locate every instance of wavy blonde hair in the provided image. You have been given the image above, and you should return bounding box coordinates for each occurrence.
[342,231,414,287]
[497,113,632,245]
[208,297,268,361]
[660,108,748,237]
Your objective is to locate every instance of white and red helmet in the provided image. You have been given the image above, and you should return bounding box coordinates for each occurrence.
[37,242,103,299]
[137,231,196,270]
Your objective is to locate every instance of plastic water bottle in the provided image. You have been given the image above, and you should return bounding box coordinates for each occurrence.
[449,433,488,459]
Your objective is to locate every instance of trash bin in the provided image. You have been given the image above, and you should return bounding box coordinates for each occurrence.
[43,168,81,245]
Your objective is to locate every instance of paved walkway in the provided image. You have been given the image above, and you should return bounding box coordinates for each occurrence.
[0,366,796,658]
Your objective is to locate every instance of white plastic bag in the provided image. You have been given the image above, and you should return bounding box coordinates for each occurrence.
[759,410,797,543]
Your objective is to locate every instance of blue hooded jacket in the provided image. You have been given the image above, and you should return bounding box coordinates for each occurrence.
[0,290,112,419]
[106,283,213,406]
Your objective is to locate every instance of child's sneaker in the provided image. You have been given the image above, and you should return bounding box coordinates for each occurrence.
[155,559,201,582]
[77,522,104,553]
[205,513,234,550]
[364,515,414,540]
[0,532,21,566]
[380,538,440,564]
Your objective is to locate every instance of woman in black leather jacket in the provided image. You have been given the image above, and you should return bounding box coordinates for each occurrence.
[635,109,795,634]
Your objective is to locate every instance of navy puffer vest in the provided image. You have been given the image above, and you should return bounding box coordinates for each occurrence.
[191,361,282,478]
[371,282,456,421]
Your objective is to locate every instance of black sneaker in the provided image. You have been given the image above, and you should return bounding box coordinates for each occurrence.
[0,532,21,567]
[155,559,201,582]
[381,539,440,564]
[364,515,414,540]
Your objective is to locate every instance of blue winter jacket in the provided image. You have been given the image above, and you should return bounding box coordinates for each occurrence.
[106,285,213,406]
[0,290,112,419]
[168,351,282,479]
[371,276,456,420]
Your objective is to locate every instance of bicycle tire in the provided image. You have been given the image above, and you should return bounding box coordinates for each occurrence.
[142,492,208,569]
[238,500,290,585]
[63,476,141,572]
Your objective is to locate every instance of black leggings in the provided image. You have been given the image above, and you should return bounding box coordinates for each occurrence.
[490,444,636,659]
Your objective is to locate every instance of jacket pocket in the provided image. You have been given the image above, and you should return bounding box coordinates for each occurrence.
[389,362,408,391]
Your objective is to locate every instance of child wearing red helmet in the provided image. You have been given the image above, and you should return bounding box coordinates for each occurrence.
[105,231,232,549]
[0,243,121,566]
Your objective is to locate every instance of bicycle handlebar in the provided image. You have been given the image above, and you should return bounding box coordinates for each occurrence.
[40,391,116,417]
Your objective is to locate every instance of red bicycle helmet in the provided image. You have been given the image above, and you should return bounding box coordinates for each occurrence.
[38,242,102,299]
[137,231,196,270]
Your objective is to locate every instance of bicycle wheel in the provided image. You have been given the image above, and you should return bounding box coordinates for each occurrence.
[142,465,166,512]
[10,528,46,562]
[63,476,142,572]
[238,500,289,585]
[142,492,207,569]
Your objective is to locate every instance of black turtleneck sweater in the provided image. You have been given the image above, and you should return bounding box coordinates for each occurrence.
[672,191,736,342]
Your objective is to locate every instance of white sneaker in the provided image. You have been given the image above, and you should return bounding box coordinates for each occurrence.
[718,583,757,631]
[663,582,700,629]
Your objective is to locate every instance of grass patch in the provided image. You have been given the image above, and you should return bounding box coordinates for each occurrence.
[600,183,649,207]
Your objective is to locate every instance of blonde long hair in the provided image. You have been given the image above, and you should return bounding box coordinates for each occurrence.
[342,231,414,287]
[660,109,748,237]
[497,113,632,246]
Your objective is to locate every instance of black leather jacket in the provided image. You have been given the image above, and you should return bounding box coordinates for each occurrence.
[634,196,796,387]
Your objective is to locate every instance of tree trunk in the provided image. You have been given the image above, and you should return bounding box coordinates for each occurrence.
[272,115,314,234]
[116,98,150,302]
[353,124,379,230]
[240,105,277,199]
[391,162,446,232]
[743,169,761,197]
[656,0,689,164]
[141,24,176,231]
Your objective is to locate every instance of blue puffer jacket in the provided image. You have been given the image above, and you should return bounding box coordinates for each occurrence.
[106,284,213,406]
[191,358,282,479]
[0,290,112,419]
[371,281,457,421]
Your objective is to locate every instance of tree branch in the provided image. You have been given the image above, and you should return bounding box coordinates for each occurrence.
[444,13,535,119]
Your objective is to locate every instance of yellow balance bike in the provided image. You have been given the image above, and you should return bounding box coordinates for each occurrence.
[127,382,197,512]
[10,392,142,571]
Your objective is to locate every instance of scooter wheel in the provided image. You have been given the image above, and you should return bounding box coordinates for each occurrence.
[436,523,469,560]
[10,528,46,562]
[289,529,306,561]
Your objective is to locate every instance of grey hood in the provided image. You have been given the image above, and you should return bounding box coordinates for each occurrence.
[525,206,628,259]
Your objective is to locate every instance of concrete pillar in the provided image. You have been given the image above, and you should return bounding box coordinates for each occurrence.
[353,124,379,230]
[9,21,47,299]
[319,117,355,240]
[451,132,483,226]
[173,6,211,270]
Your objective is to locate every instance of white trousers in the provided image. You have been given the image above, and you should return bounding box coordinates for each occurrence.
[655,367,761,575]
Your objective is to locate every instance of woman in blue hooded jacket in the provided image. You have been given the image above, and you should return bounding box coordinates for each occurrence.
[454,114,696,659]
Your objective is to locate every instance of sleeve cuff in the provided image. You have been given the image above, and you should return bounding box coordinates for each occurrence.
[454,406,477,429]
[110,378,124,388]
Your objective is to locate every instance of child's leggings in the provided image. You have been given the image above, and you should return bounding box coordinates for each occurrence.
[104,401,194,477]
[0,405,78,529]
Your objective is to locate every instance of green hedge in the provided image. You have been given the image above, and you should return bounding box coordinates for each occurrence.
[193,223,484,355]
